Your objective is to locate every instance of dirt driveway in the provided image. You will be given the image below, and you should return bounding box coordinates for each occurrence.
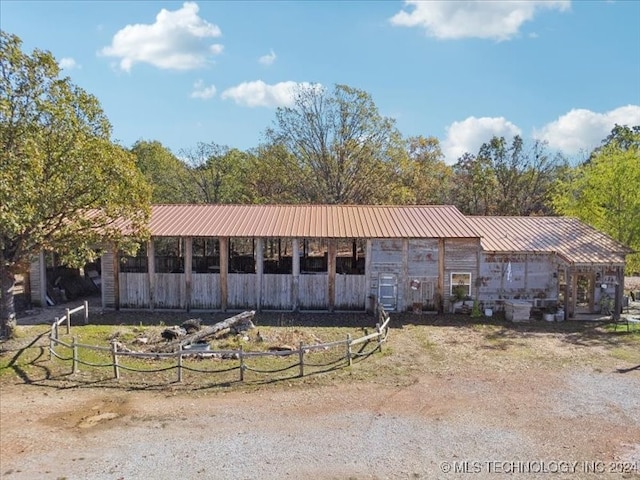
[1,315,640,479]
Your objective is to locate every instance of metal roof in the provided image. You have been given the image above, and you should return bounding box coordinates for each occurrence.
[467,216,631,265]
[149,204,479,239]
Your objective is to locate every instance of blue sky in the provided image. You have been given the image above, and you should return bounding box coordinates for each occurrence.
[2,0,639,163]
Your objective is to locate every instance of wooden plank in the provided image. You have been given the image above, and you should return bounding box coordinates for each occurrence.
[147,239,155,310]
[256,238,264,311]
[219,237,229,311]
[119,273,150,307]
[335,275,366,310]
[292,238,300,311]
[262,274,293,309]
[438,238,445,313]
[298,274,328,309]
[184,237,192,312]
[191,274,221,309]
[328,239,336,312]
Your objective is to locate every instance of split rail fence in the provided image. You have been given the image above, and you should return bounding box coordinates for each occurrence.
[48,302,391,384]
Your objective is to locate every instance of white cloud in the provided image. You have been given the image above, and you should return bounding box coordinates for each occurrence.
[59,57,79,70]
[443,116,522,163]
[390,0,570,41]
[221,80,319,108]
[259,49,277,66]
[534,105,640,155]
[99,2,223,71]
[190,79,216,99]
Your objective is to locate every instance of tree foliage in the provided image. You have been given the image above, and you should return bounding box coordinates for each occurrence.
[553,125,640,272]
[451,135,565,216]
[0,31,151,336]
[131,140,187,203]
[266,84,404,204]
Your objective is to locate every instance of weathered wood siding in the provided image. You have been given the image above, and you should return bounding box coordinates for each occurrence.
[154,273,185,309]
[261,274,292,310]
[444,238,479,307]
[408,239,439,277]
[101,251,116,309]
[369,239,404,310]
[119,273,150,308]
[479,253,557,306]
[335,274,366,310]
[228,274,257,309]
[29,255,43,307]
[298,274,328,309]
[191,274,221,309]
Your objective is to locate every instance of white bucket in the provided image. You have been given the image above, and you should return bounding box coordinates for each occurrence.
[543,313,555,322]
[484,308,493,317]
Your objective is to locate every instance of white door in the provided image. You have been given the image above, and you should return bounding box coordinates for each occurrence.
[379,274,398,311]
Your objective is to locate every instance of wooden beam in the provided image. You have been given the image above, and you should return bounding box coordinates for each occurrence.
[365,240,372,311]
[292,238,300,311]
[256,237,264,312]
[184,237,192,312]
[401,239,409,312]
[437,238,445,313]
[219,237,229,312]
[328,238,336,312]
[148,239,155,311]
[113,244,120,311]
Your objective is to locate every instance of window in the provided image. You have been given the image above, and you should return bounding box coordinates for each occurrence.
[301,238,327,273]
[263,238,293,274]
[155,237,184,273]
[229,238,255,273]
[336,239,366,275]
[120,243,148,273]
[450,272,472,299]
[192,237,220,273]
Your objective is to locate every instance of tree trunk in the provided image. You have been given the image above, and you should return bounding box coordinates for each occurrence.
[0,260,17,339]
[156,310,255,353]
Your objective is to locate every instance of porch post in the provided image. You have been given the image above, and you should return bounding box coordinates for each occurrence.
[112,244,120,311]
[38,250,47,308]
[147,239,155,311]
[328,238,336,312]
[401,239,409,313]
[437,238,445,313]
[365,240,372,311]
[292,238,300,311]
[256,238,264,312]
[219,237,229,312]
[184,237,192,312]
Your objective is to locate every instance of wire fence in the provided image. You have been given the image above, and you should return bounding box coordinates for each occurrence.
[48,302,391,384]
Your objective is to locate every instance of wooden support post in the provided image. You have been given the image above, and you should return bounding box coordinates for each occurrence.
[365,240,372,312]
[256,238,264,312]
[239,345,244,382]
[292,238,300,312]
[66,308,71,334]
[298,341,304,377]
[111,341,120,380]
[54,318,59,340]
[220,237,229,312]
[177,345,183,383]
[49,325,54,360]
[84,300,89,324]
[113,244,120,311]
[438,239,445,313]
[184,237,192,312]
[328,239,336,312]
[148,239,155,311]
[376,323,382,352]
[72,336,78,374]
[346,333,352,366]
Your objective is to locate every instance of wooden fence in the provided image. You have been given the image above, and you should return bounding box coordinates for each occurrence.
[48,302,391,384]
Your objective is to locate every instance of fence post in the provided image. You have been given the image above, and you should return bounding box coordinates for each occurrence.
[49,323,55,360]
[346,334,352,366]
[111,341,120,380]
[84,300,89,324]
[66,308,71,334]
[54,318,59,340]
[376,323,382,352]
[239,345,244,382]
[177,345,183,383]
[72,336,78,374]
[298,341,304,377]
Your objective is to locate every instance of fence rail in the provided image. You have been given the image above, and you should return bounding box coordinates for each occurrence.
[48,302,391,384]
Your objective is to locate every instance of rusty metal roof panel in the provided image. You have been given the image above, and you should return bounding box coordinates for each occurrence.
[467,216,630,265]
[148,204,480,239]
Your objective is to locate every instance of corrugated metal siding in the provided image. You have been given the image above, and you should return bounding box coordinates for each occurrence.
[468,216,628,265]
[148,204,479,239]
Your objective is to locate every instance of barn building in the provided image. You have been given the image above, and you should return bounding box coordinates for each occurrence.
[28,204,631,319]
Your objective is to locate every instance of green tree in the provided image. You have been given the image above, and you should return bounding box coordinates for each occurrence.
[553,126,640,272]
[131,140,187,203]
[246,144,304,204]
[266,84,404,204]
[394,135,453,205]
[179,142,251,204]
[0,32,151,337]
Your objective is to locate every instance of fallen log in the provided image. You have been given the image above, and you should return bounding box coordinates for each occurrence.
[155,311,255,353]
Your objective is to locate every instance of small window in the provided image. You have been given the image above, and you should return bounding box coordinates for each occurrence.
[155,237,184,273]
[120,243,148,273]
[451,272,472,298]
